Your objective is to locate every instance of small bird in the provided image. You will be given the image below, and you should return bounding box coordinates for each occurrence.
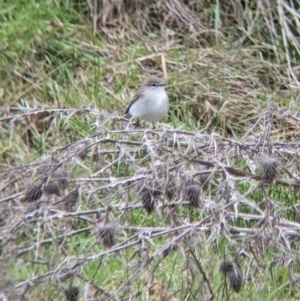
[125,76,169,127]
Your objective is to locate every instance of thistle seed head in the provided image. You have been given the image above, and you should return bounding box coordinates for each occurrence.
[219,261,234,274]
[166,180,177,201]
[199,172,211,186]
[22,184,43,202]
[53,168,68,189]
[95,224,117,248]
[61,189,79,211]
[64,286,80,301]
[139,187,155,214]
[220,261,242,293]
[76,143,89,160]
[39,156,59,174]
[255,234,271,253]
[162,243,177,258]
[136,178,161,193]
[257,156,281,182]
[44,181,61,196]
[185,185,200,207]
[228,269,242,293]
[152,187,162,198]
[92,148,100,162]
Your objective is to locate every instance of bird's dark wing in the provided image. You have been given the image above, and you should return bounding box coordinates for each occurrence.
[125,89,142,114]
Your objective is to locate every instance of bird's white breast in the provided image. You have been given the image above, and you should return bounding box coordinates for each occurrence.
[129,86,169,122]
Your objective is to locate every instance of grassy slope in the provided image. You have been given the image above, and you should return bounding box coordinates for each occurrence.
[1,1,300,300]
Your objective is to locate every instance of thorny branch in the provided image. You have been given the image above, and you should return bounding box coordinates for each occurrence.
[2,104,300,298]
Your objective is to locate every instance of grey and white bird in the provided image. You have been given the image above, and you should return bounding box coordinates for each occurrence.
[125,76,169,127]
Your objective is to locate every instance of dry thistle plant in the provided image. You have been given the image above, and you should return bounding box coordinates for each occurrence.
[94,223,117,248]
[228,268,243,293]
[138,187,156,214]
[64,287,80,301]
[220,261,242,293]
[39,156,60,174]
[22,184,43,202]
[185,184,201,207]
[61,189,79,211]
[162,243,178,258]
[43,181,61,197]
[53,168,68,189]
[75,142,90,160]
[136,180,162,214]
[2,104,300,299]
[257,156,281,182]
[165,179,178,201]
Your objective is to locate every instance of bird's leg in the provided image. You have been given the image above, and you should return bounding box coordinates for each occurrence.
[152,122,156,129]
[133,119,140,127]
